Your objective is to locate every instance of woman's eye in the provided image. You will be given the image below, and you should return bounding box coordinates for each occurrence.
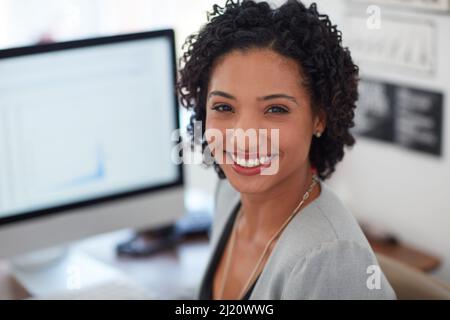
[266,105,288,114]
[211,104,233,112]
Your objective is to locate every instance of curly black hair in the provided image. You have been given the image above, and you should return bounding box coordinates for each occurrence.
[176,0,358,180]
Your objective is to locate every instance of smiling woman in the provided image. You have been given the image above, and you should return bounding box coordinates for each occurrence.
[177,0,396,300]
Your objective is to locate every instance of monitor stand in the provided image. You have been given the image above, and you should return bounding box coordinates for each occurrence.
[10,246,124,298]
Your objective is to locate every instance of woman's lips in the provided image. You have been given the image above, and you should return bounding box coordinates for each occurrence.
[224,152,276,176]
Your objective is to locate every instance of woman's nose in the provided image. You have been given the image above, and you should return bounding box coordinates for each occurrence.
[228,114,266,152]
[234,112,258,132]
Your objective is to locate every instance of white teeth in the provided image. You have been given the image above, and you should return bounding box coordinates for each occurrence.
[232,154,272,168]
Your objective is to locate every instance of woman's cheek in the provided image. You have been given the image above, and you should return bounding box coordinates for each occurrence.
[205,119,226,158]
[278,125,312,168]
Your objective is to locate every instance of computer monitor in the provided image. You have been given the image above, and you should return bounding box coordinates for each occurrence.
[0,30,184,260]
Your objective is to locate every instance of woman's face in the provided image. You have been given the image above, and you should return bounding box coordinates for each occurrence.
[205,48,325,194]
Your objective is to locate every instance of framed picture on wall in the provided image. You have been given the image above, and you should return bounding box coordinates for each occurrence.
[343,15,436,75]
[354,78,444,157]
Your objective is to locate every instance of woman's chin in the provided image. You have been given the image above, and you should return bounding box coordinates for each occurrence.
[222,167,275,195]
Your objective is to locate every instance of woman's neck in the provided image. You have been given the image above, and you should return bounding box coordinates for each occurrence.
[237,166,320,244]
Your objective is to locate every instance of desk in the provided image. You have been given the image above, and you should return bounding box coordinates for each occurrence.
[0,230,211,300]
[0,228,441,299]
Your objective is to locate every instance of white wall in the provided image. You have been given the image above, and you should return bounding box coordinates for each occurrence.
[0,0,221,49]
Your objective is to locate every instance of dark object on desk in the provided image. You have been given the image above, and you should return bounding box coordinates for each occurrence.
[116,225,181,257]
[116,211,212,257]
[360,222,399,246]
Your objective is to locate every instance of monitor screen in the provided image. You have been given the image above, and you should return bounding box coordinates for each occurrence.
[0,30,182,224]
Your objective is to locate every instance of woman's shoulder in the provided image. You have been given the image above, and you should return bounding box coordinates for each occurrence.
[260,182,396,299]
[277,181,373,256]
[278,238,397,299]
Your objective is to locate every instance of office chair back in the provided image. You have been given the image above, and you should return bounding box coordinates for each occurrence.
[376,253,450,300]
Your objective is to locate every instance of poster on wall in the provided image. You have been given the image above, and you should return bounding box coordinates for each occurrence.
[349,0,450,12]
[354,78,444,156]
[343,15,436,75]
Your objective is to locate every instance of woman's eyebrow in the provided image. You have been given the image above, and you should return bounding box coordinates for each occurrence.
[208,90,236,100]
[258,94,299,106]
[208,90,299,106]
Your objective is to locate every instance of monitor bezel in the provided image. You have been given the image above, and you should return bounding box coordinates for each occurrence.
[0,29,184,226]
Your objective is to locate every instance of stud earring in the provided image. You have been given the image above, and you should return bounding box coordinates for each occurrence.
[315,131,322,138]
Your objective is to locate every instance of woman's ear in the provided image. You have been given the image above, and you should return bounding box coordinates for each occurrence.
[313,109,327,136]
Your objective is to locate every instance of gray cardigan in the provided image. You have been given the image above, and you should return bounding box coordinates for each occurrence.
[196,178,396,300]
